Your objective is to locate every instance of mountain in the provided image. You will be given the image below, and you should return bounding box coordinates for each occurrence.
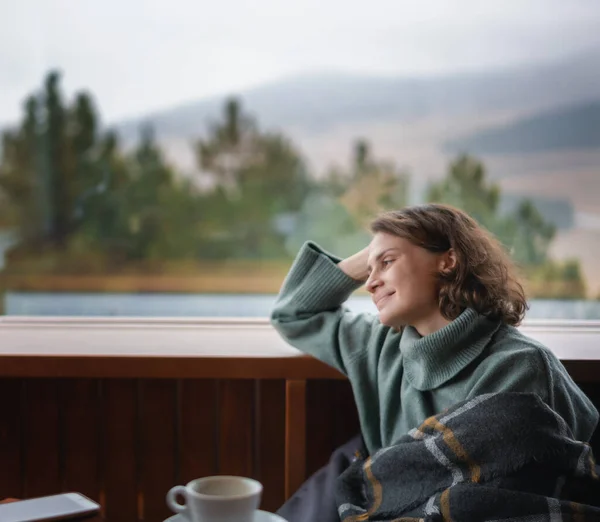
[115,47,600,142]
[110,46,600,242]
[499,193,575,230]
[446,101,600,155]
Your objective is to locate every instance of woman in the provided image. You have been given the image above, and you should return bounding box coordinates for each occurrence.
[271,204,598,520]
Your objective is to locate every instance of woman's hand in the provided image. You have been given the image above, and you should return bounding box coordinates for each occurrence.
[338,245,370,283]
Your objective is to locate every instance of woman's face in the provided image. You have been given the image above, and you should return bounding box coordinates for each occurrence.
[366,232,450,333]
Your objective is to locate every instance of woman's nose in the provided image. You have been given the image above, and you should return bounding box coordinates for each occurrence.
[366,273,381,294]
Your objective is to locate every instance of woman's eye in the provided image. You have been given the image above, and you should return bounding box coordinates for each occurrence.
[382,259,393,267]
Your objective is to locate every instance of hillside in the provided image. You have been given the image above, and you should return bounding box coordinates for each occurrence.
[114,47,600,141]
[446,101,600,155]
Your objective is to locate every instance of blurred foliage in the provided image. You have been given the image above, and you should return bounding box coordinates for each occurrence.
[524,260,586,300]
[195,98,312,258]
[0,72,588,298]
[287,139,409,257]
[427,154,585,298]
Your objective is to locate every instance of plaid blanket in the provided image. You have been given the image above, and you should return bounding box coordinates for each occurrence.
[336,392,600,521]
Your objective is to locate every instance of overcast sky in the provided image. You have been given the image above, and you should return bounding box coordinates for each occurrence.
[1,0,599,125]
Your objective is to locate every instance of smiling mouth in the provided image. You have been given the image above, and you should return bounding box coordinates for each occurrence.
[375,293,395,309]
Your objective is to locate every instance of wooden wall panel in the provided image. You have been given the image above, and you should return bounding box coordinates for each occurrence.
[139,380,177,522]
[256,380,285,512]
[102,380,138,522]
[285,380,306,500]
[22,379,60,499]
[306,380,337,477]
[138,380,178,522]
[179,379,219,485]
[217,380,255,477]
[0,369,597,522]
[0,379,23,500]
[60,379,101,502]
[333,380,360,449]
[0,375,358,518]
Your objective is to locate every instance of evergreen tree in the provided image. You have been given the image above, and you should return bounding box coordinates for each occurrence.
[0,95,44,243]
[510,200,556,267]
[339,139,409,227]
[195,98,311,258]
[427,153,586,297]
[124,125,176,259]
[288,140,409,257]
[427,154,500,230]
[44,71,73,246]
[427,153,555,266]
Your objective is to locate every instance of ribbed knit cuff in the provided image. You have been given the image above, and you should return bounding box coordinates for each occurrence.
[285,241,363,311]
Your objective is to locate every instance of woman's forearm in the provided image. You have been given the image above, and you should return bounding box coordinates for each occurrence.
[338,246,370,282]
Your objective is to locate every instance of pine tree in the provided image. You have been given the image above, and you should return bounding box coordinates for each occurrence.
[44,71,73,246]
[195,98,311,258]
[427,153,586,297]
[0,95,44,243]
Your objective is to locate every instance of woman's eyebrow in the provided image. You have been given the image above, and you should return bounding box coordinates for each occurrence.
[367,248,400,269]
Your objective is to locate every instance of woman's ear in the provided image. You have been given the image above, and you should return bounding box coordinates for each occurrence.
[439,248,457,274]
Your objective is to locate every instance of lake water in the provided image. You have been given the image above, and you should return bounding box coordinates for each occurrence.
[4,292,600,319]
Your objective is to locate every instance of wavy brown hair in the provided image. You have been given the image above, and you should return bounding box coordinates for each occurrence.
[370,204,528,325]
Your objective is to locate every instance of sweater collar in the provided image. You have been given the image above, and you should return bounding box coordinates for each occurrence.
[400,308,501,391]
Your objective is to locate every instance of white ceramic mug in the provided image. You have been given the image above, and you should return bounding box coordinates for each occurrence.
[166,475,263,522]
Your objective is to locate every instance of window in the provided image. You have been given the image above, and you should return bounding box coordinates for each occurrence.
[1,2,600,320]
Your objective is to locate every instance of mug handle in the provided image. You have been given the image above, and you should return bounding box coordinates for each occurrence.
[166,485,188,513]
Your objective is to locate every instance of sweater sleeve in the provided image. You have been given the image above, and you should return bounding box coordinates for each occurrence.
[538,348,599,443]
[270,241,382,375]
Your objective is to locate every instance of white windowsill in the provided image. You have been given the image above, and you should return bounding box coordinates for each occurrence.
[0,316,599,359]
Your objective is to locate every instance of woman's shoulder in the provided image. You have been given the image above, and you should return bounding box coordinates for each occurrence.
[485,323,561,371]
[462,324,554,398]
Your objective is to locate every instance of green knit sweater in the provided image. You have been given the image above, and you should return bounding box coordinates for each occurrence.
[271,241,599,454]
